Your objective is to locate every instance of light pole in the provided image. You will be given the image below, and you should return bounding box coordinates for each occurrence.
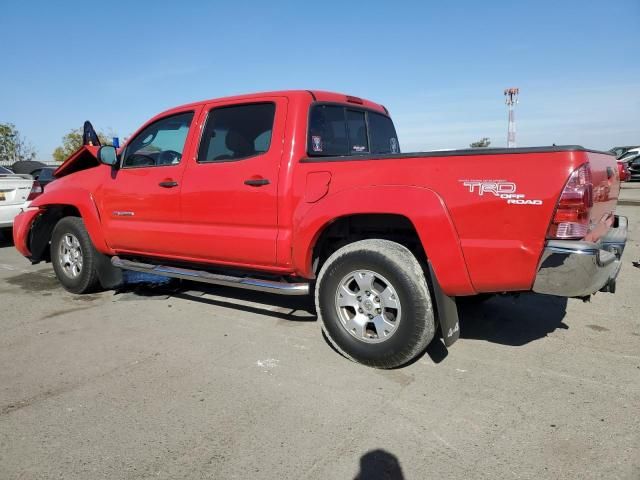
[504,88,519,148]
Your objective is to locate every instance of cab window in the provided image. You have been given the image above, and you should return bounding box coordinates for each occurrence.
[347,110,368,153]
[368,112,400,154]
[122,112,194,168]
[308,105,399,156]
[198,103,276,163]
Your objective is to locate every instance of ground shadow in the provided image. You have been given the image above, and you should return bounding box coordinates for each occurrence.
[354,449,404,480]
[115,275,317,323]
[0,229,14,248]
[457,292,569,346]
[114,274,570,356]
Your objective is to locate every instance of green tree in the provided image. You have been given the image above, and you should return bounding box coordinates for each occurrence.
[470,137,491,148]
[0,123,36,163]
[52,128,115,163]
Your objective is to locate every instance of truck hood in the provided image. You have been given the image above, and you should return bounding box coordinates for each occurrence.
[54,145,100,179]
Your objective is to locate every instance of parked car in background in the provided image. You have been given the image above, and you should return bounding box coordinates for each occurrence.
[10,160,47,176]
[609,145,638,158]
[627,155,640,182]
[617,159,630,182]
[33,166,57,190]
[618,147,640,163]
[0,166,37,233]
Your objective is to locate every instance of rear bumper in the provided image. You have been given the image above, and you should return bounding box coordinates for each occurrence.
[532,215,627,297]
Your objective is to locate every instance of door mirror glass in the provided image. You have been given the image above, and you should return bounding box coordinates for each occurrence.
[98,145,118,166]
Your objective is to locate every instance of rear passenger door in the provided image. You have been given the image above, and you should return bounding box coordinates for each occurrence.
[178,97,287,267]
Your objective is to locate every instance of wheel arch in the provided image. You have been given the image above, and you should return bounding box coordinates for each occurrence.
[30,188,112,261]
[31,198,122,289]
[293,185,475,296]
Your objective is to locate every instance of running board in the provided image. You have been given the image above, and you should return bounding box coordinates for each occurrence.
[111,256,310,296]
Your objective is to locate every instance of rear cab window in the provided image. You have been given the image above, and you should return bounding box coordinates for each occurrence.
[308,104,399,157]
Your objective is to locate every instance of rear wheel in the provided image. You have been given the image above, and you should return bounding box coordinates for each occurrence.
[315,239,435,368]
[51,217,100,294]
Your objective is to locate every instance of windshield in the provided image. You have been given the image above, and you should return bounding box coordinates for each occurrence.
[0,166,12,174]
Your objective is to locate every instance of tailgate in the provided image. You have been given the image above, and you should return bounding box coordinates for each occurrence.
[0,174,33,206]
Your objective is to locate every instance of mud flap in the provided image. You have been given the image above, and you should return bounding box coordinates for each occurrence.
[29,211,58,263]
[428,262,460,347]
[95,251,123,289]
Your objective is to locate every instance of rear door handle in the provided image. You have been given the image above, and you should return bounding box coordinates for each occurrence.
[159,180,179,188]
[244,178,270,187]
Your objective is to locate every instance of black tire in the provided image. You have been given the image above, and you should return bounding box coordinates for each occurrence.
[50,217,100,294]
[315,239,435,369]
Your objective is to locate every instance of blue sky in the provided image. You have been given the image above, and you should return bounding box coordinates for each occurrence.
[1,0,638,159]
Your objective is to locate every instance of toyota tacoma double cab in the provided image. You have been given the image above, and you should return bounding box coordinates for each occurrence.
[13,90,628,368]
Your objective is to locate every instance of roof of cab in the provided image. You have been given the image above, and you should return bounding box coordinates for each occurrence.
[155,90,389,118]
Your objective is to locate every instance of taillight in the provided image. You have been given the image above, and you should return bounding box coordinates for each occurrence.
[27,180,43,201]
[547,163,593,239]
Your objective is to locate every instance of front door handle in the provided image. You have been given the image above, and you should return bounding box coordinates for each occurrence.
[244,178,270,187]
[159,180,179,188]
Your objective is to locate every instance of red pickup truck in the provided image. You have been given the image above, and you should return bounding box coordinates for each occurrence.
[13,90,628,368]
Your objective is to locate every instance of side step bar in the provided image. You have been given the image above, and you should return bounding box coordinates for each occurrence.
[111,256,310,296]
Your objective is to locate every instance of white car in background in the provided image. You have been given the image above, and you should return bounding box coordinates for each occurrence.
[618,147,640,163]
[0,166,37,234]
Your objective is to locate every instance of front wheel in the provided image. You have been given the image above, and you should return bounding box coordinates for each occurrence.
[51,217,100,294]
[315,239,435,369]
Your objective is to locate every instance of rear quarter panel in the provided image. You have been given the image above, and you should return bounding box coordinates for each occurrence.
[293,150,588,294]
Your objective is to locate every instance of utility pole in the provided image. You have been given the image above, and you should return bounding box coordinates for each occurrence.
[504,87,519,148]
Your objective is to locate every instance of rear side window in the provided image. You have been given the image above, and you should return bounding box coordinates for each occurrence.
[37,168,55,181]
[369,112,400,154]
[308,104,399,156]
[198,103,276,162]
[308,105,348,156]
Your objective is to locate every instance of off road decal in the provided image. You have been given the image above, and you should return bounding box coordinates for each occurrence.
[460,179,543,205]
[312,136,322,152]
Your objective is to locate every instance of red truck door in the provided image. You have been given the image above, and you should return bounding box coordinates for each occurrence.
[178,97,287,267]
[99,109,199,255]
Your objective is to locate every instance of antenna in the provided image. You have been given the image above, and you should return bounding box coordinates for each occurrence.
[504,87,519,148]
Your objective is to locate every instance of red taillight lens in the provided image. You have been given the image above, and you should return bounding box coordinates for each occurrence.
[548,164,593,239]
[27,180,43,201]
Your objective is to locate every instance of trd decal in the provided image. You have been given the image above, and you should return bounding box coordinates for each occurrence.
[460,179,543,205]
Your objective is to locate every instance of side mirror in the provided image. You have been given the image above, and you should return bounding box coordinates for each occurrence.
[97,145,118,167]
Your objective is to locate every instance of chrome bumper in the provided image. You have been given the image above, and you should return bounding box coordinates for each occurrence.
[533,216,627,298]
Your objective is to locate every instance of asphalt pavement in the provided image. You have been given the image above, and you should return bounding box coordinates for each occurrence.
[0,206,638,479]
